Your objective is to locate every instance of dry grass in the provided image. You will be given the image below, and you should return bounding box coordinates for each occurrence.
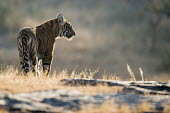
[127,64,136,81]
[0,66,123,95]
[0,109,9,113]
[0,65,169,95]
[147,73,170,82]
[0,75,123,95]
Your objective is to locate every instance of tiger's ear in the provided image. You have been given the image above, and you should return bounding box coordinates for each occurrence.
[57,14,65,24]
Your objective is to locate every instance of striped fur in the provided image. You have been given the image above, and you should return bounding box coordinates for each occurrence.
[17,14,75,76]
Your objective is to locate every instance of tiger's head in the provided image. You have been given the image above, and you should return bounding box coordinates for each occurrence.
[57,14,75,40]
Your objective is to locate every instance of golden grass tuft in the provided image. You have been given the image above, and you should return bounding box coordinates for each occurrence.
[127,64,136,81]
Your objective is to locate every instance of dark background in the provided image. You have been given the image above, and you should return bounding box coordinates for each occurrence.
[0,0,170,79]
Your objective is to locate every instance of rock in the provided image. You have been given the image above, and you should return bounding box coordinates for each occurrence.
[0,79,170,112]
[0,89,170,112]
[61,78,170,95]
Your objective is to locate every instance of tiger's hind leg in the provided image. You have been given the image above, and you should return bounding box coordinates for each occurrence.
[30,45,38,76]
[20,61,29,76]
[30,53,43,77]
[17,37,30,75]
[30,57,36,76]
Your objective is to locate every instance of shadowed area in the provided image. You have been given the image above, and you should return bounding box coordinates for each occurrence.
[0,89,170,113]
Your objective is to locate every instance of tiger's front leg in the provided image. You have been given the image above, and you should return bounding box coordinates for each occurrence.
[42,55,52,76]
[42,64,51,76]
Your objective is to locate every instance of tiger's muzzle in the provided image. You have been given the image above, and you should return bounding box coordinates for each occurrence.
[66,30,75,39]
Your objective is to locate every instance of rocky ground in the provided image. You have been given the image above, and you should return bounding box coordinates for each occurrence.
[0,79,170,113]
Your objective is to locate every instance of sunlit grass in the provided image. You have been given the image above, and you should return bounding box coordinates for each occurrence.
[0,65,123,94]
[0,65,169,94]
